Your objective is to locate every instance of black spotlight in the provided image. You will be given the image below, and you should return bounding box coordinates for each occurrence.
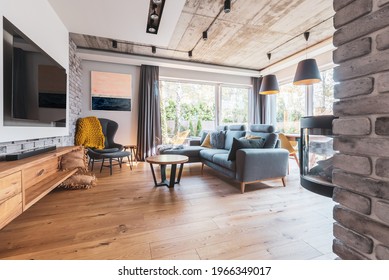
[152,46,156,54]
[202,31,208,40]
[188,50,193,57]
[112,40,118,48]
[224,0,231,13]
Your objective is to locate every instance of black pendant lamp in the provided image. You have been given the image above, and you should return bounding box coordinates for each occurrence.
[293,32,321,85]
[259,53,279,95]
[260,75,280,95]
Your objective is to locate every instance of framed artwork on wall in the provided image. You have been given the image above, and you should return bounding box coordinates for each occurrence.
[91,71,132,111]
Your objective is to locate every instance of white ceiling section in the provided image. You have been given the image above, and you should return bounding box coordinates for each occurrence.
[48,0,186,47]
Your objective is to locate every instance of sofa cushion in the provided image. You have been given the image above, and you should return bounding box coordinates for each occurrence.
[212,154,236,171]
[244,135,261,140]
[245,131,278,148]
[228,137,266,161]
[201,133,212,148]
[200,149,228,162]
[200,131,208,145]
[249,124,275,133]
[216,125,228,131]
[263,132,278,148]
[210,131,226,149]
[224,130,246,150]
[228,124,246,131]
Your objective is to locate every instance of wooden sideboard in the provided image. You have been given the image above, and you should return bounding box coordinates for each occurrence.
[0,146,82,230]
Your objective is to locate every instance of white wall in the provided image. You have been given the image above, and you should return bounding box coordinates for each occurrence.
[0,0,69,143]
[81,61,140,146]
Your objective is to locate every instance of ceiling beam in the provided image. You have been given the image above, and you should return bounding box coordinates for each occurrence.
[77,48,261,77]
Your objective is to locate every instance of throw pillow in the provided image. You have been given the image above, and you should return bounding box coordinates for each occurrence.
[245,135,262,140]
[263,133,278,148]
[58,171,97,190]
[200,133,212,148]
[210,131,226,149]
[60,149,87,171]
[227,138,265,161]
[224,130,246,150]
[200,131,208,145]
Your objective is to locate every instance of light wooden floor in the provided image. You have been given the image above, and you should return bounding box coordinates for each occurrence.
[0,159,337,260]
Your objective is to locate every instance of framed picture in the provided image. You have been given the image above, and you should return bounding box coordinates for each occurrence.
[91,71,132,111]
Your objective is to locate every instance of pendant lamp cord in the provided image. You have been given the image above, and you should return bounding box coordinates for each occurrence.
[304,31,310,59]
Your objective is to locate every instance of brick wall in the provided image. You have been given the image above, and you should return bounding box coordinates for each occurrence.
[332,0,389,259]
[0,39,82,160]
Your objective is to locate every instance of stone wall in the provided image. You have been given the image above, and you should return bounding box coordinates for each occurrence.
[0,39,82,160]
[332,0,389,259]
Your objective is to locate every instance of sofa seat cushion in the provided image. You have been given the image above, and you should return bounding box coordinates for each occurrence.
[212,154,236,171]
[199,149,228,162]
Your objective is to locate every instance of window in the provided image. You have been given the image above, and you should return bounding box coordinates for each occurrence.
[160,80,216,144]
[220,85,249,126]
[159,80,251,144]
[313,68,335,116]
[276,83,305,133]
[274,68,335,133]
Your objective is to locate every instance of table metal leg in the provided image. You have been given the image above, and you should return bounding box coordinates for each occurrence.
[149,163,158,187]
[148,163,185,188]
[169,164,177,188]
[177,163,184,183]
[160,164,167,182]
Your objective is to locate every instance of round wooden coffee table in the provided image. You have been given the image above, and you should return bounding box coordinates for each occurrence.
[145,155,189,188]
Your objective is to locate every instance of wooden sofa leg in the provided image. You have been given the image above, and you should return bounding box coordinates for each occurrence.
[281,177,286,187]
[201,163,204,175]
[240,182,245,194]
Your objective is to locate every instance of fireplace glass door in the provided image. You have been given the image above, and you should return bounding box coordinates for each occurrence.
[300,115,337,197]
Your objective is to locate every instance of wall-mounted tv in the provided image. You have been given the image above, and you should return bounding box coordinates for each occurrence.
[3,17,67,127]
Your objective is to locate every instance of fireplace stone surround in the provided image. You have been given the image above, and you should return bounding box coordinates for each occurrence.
[332,0,389,259]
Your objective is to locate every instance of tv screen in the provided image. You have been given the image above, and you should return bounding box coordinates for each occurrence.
[3,17,67,127]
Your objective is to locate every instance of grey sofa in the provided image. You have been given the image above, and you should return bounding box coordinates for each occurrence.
[160,124,289,193]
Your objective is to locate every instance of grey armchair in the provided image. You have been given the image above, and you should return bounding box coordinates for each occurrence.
[93,118,123,153]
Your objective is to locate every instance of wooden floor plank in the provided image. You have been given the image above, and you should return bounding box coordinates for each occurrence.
[0,159,336,260]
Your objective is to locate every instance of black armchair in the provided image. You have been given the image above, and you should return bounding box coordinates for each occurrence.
[94,118,123,152]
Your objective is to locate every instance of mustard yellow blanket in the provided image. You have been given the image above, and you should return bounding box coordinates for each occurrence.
[75,116,105,149]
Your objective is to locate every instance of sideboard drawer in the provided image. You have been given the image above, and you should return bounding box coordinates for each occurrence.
[0,171,22,229]
[0,171,22,204]
[23,158,59,191]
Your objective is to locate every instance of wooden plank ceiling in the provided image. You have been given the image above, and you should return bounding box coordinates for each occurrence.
[70,0,334,71]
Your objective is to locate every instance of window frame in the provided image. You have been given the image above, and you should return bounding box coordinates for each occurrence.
[159,78,252,130]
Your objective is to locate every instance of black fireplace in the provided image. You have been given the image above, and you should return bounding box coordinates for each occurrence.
[300,115,337,197]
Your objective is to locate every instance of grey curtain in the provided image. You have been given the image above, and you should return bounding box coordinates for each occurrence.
[137,65,161,161]
[251,77,268,124]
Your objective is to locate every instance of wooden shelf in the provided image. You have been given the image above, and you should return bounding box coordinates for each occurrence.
[24,169,78,210]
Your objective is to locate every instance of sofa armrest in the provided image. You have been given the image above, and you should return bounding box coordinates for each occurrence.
[189,139,201,146]
[235,148,289,182]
